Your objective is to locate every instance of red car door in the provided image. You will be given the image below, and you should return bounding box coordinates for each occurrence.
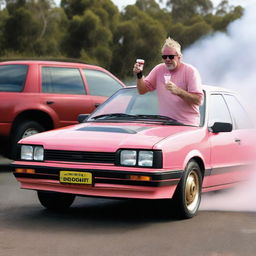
[39,66,102,127]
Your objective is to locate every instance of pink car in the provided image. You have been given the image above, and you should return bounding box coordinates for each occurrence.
[12,86,256,219]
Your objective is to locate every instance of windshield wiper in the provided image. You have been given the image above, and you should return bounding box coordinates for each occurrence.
[91,113,136,120]
[134,114,176,121]
[135,115,184,125]
[91,113,184,125]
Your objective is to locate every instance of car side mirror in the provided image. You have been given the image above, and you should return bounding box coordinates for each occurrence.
[78,114,90,123]
[209,122,233,133]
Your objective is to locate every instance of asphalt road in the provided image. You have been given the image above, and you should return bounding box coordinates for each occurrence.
[1,168,256,256]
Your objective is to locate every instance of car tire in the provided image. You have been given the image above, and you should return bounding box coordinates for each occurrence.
[37,191,75,210]
[172,160,202,219]
[11,120,45,159]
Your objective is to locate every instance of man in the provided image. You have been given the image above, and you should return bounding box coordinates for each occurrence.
[133,37,203,126]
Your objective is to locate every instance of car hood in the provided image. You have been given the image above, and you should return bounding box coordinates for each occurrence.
[19,122,197,151]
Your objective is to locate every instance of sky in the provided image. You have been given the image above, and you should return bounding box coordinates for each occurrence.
[54,0,253,9]
[112,0,254,9]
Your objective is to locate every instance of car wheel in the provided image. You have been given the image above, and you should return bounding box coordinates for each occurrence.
[11,120,45,159]
[37,191,75,210]
[173,160,202,219]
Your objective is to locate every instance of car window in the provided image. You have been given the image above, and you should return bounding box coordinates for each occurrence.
[224,94,253,129]
[83,69,123,97]
[208,94,232,126]
[0,64,28,92]
[42,67,86,94]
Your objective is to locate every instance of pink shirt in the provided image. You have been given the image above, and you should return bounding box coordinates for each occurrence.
[144,62,203,125]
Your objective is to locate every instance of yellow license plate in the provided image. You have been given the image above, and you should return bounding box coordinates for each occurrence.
[60,171,92,185]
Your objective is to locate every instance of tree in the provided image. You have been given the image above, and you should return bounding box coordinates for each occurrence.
[0,8,9,54]
[61,0,119,68]
[206,4,243,32]
[2,0,67,56]
[166,0,213,23]
[111,4,166,78]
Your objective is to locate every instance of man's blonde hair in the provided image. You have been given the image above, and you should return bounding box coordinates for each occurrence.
[162,37,182,56]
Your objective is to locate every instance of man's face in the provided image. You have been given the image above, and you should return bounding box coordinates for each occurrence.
[162,46,181,70]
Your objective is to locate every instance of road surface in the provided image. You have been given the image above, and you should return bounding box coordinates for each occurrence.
[1,169,256,256]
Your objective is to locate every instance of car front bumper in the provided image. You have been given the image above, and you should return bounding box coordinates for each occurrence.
[11,162,183,199]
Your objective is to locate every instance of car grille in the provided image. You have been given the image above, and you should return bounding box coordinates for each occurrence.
[44,149,116,164]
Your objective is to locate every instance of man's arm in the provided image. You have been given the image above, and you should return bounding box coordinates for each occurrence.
[166,82,202,105]
[136,76,149,95]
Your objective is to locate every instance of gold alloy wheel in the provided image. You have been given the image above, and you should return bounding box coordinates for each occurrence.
[185,169,200,212]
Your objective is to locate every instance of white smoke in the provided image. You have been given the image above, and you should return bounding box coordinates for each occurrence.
[183,3,256,212]
[200,171,256,212]
[184,3,256,101]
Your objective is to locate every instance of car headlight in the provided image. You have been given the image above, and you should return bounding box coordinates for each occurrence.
[118,149,162,168]
[34,146,44,161]
[138,151,153,167]
[21,145,44,161]
[120,150,137,166]
[21,145,33,160]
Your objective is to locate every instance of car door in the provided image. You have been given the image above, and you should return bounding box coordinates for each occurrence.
[40,66,95,127]
[207,93,245,187]
[223,94,256,167]
[82,69,124,109]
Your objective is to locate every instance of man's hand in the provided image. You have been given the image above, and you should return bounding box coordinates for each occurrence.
[166,82,202,105]
[165,82,181,95]
[133,62,148,94]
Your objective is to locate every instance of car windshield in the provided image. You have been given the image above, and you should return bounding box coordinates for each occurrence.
[87,87,205,125]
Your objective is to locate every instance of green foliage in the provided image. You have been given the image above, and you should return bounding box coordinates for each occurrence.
[0,0,245,78]
[167,0,213,22]
[111,4,166,78]
[2,0,67,56]
[61,0,119,68]
[0,8,9,54]
[208,6,243,32]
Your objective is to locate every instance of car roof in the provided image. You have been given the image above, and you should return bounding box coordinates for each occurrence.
[125,85,236,94]
[202,85,236,94]
[0,59,99,69]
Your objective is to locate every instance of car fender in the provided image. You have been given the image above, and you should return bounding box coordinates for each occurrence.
[13,102,59,127]
[182,149,205,172]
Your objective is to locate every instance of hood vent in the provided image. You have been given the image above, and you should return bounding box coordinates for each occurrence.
[77,126,149,134]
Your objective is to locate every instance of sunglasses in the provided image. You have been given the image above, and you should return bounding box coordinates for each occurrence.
[162,55,178,60]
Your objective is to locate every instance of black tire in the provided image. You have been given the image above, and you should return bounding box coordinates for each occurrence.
[173,160,202,219]
[11,120,45,159]
[37,191,75,210]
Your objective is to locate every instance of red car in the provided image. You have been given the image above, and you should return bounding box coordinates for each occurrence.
[11,86,256,219]
[0,60,125,157]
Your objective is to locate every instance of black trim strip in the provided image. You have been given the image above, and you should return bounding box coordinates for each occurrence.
[204,168,211,176]
[95,179,179,187]
[204,164,253,177]
[203,180,243,189]
[210,164,252,175]
[14,173,58,180]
